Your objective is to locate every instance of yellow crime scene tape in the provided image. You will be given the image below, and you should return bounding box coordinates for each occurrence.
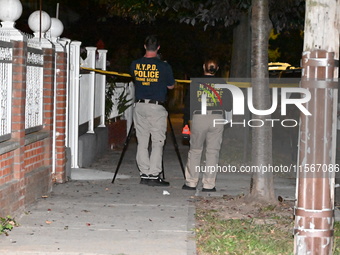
[80,67,298,88]
[81,66,191,83]
[81,67,132,77]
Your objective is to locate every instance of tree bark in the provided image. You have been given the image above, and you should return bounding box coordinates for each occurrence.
[230,11,251,79]
[229,11,252,165]
[248,0,275,203]
[294,1,339,254]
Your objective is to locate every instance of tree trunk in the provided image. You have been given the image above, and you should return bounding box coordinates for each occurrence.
[229,11,252,165]
[230,11,251,79]
[248,0,275,203]
[294,1,339,254]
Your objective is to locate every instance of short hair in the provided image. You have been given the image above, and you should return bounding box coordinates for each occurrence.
[144,35,160,51]
[204,59,219,75]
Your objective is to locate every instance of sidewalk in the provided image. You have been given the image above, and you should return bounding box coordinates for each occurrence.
[0,114,298,255]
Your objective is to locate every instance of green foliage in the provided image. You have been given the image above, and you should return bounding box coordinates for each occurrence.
[116,88,133,115]
[105,79,116,122]
[269,29,304,66]
[268,48,281,62]
[0,216,18,236]
[103,0,305,31]
[260,204,277,212]
[105,0,162,23]
[269,29,280,40]
[269,0,305,32]
[105,76,133,123]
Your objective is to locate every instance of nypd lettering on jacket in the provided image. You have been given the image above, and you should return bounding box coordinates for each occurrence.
[133,64,160,85]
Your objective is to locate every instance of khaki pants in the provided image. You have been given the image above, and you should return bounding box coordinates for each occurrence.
[133,102,168,176]
[185,112,224,189]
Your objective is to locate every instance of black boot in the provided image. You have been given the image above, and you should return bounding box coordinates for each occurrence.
[140,174,150,185]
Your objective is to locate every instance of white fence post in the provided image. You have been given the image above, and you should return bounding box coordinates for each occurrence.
[96,49,107,127]
[69,41,81,168]
[60,38,71,147]
[80,46,96,133]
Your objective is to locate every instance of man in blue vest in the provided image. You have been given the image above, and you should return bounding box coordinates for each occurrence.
[130,35,175,186]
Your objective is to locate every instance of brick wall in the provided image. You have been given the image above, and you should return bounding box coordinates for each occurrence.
[0,39,28,217]
[0,38,67,217]
[0,152,15,185]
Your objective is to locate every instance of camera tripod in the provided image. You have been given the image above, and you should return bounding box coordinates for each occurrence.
[111,114,186,184]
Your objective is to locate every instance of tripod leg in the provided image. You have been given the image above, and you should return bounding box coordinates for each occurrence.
[167,114,186,178]
[111,122,135,184]
[161,159,165,179]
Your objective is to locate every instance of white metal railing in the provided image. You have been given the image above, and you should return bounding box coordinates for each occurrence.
[66,42,135,167]
[0,40,12,137]
[68,45,108,167]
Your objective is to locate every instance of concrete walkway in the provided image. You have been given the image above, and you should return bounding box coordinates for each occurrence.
[0,114,299,255]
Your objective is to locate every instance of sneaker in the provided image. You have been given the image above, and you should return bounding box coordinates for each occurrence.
[140,174,149,185]
[147,175,170,186]
[202,187,216,192]
[182,184,196,190]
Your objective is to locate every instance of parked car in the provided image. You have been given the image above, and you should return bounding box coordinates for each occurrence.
[279,67,302,79]
[268,62,292,70]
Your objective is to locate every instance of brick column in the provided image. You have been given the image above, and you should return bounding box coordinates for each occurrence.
[11,39,27,211]
[54,50,67,183]
[42,47,55,182]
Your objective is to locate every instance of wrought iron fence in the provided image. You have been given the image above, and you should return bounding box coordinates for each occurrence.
[25,44,44,132]
[0,40,13,138]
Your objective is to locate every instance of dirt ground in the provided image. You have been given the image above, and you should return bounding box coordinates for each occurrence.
[195,194,295,223]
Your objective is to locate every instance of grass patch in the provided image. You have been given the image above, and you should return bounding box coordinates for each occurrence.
[334,222,340,254]
[196,201,340,255]
[195,209,294,255]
